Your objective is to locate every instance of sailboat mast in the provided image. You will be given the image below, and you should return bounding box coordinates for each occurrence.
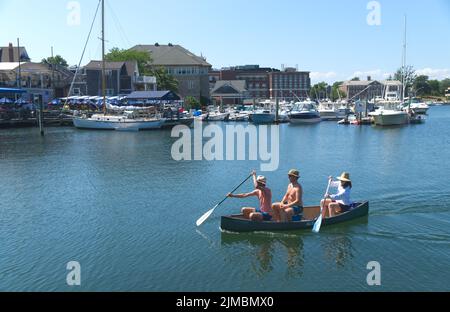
[102,0,107,114]
[402,15,407,102]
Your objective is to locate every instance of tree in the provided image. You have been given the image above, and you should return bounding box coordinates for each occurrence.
[105,47,179,93]
[310,82,328,100]
[105,47,152,74]
[351,77,360,81]
[331,81,346,101]
[42,55,68,67]
[184,96,201,110]
[439,78,450,95]
[151,67,179,93]
[394,65,416,95]
[428,80,441,96]
[413,75,431,96]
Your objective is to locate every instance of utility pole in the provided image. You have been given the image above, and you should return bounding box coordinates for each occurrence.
[17,38,22,89]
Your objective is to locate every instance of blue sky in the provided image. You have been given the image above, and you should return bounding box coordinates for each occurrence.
[1,0,449,83]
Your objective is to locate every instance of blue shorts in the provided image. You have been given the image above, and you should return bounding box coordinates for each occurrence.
[256,209,273,221]
[292,206,303,215]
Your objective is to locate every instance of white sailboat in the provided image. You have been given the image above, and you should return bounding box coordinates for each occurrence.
[370,16,409,126]
[73,0,165,131]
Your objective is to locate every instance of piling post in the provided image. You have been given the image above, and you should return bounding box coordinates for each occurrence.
[275,98,279,124]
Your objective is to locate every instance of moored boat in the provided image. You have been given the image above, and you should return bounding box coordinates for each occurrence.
[289,101,321,124]
[221,201,369,232]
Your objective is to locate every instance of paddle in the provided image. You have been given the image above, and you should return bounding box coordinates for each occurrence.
[196,174,253,227]
[312,178,333,233]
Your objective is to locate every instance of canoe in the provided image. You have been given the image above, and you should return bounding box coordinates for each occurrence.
[221,201,369,232]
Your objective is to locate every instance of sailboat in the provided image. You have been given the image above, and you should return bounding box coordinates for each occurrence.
[370,16,409,126]
[73,0,165,131]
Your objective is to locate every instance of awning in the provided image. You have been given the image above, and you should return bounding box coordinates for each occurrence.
[0,88,26,94]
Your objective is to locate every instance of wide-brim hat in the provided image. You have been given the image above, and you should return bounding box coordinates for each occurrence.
[256,176,267,185]
[288,169,300,178]
[337,172,351,182]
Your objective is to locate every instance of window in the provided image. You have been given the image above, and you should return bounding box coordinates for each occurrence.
[188,80,195,90]
[73,88,81,95]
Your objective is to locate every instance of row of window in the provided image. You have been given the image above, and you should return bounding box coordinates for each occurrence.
[167,67,208,76]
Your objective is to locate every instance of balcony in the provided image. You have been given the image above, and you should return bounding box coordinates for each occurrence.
[135,76,156,84]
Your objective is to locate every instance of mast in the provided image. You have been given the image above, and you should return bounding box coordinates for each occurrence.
[402,15,407,102]
[102,0,107,114]
[17,38,22,90]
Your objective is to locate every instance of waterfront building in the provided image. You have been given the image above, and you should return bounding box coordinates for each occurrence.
[79,60,157,97]
[340,78,403,101]
[269,67,311,101]
[211,80,249,106]
[445,87,450,99]
[216,65,278,100]
[131,44,211,102]
[0,43,30,63]
[0,61,73,102]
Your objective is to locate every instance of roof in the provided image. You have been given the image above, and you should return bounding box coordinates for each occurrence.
[212,80,247,95]
[131,44,211,67]
[343,80,402,86]
[0,46,30,62]
[85,61,127,71]
[0,88,26,94]
[126,91,180,101]
[0,62,20,71]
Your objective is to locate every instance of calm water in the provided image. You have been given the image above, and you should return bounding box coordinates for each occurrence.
[1,107,450,292]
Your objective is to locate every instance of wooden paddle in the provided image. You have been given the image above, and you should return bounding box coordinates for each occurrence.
[196,174,253,227]
[312,178,333,233]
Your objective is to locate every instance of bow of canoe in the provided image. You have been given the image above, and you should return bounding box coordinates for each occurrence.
[220,201,369,233]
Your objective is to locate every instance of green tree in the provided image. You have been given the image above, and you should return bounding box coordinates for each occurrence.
[105,47,179,92]
[413,75,431,96]
[428,80,440,96]
[331,81,346,101]
[350,77,360,81]
[105,47,152,74]
[42,55,68,67]
[439,78,450,95]
[184,96,201,110]
[310,82,328,100]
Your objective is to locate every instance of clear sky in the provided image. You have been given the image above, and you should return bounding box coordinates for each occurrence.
[1,0,449,83]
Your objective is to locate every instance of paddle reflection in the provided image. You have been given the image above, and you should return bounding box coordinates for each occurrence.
[221,232,304,278]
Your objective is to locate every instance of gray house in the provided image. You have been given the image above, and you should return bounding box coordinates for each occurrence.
[80,60,156,96]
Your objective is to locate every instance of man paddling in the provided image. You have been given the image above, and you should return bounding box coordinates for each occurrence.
[227,171,273,222]
[272,169,304,222]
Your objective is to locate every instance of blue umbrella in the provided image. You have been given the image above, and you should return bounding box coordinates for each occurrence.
[49,99,62,105]
[15,99,29,105]
[0,97,13,104]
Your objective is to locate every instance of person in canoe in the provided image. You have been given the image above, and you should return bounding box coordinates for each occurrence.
[321,172,354,218]
[227,171,273,222]
[272,169,304,222]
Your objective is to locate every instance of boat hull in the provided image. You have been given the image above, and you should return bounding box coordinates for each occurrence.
[162,117,194,128]
[319,111,339,121]
[221,202,369,232]
[250,113,275,124]
[371,111,408,126]
[73,117,164,130]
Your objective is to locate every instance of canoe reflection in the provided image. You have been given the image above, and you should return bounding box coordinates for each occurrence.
[221,232,304,278]
[322,234,354,268]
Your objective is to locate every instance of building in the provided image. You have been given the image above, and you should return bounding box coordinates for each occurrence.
[445,87,450,98]
[215,65,279,100]
[340,78,403,101]
[0,43,30,63]
[131,44,211,101]
[211,80,249,106]
[76,60,156,97]
[0,61,74,102]
[269,67,311,101]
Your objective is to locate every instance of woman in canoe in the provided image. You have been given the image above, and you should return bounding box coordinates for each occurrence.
[227,171,273,222]
[321,172,354,218]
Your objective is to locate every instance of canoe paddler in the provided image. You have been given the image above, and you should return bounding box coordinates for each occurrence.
[321,172,354,218]
[227,171,273,222]
[272,169,304,222]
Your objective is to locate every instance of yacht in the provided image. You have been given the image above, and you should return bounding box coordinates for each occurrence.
[403,98,430,114]
[288,100,321,124]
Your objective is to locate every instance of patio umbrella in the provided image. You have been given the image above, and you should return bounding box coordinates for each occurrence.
[0,97,13,104]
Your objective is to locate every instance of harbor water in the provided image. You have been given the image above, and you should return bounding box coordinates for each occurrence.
[1,106,450,291]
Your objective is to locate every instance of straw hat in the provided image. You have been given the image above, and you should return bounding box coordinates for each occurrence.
[288,169,300,178]
[256,176,267,186]
[337,172,351,182]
